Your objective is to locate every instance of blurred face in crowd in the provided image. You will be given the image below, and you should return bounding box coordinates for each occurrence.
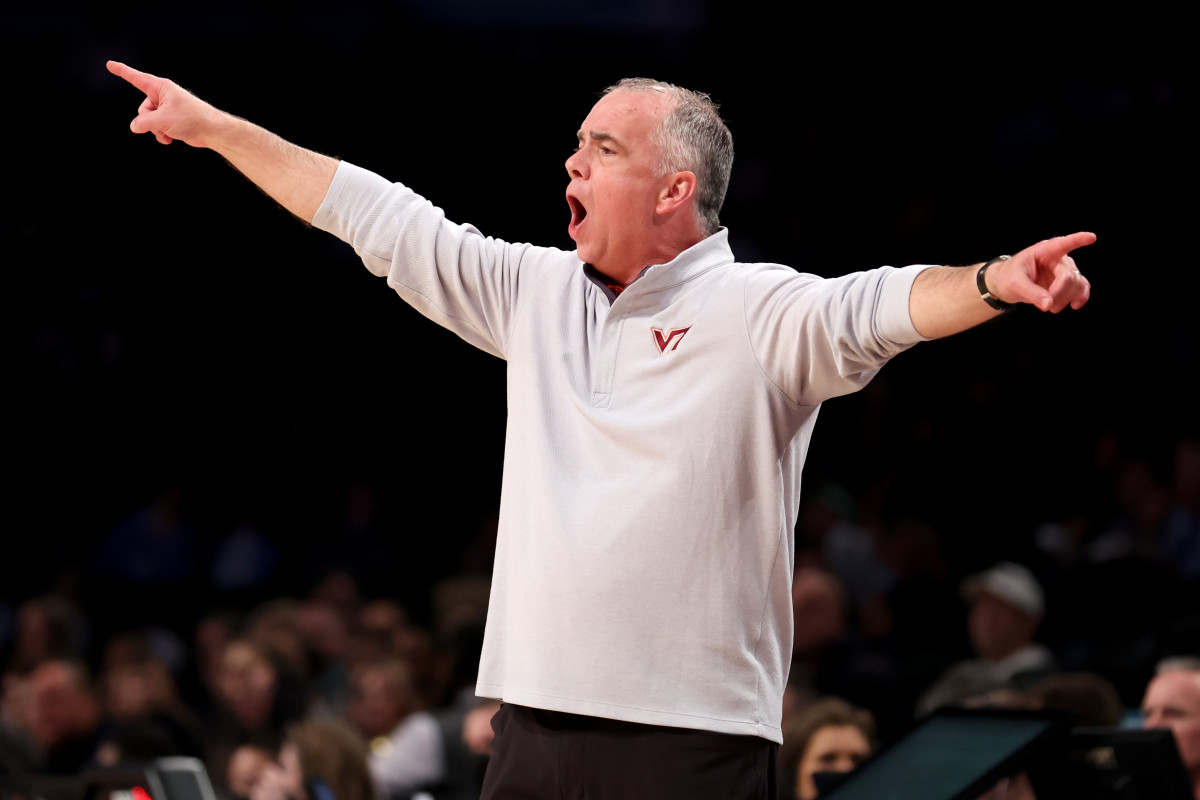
[968,592,1037,661]
[16,603,52,663]
[1142,669,1200,780]
[217,640,277,729]
[347,664,407,739]
[226,744,273,799]
[28,661,100,750]
[795,724,872,800]
[791,568,847,658]
[104,660,173,719]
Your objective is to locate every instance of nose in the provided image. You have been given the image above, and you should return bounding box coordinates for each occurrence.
[565,148,586,179]
[831,754,856,773]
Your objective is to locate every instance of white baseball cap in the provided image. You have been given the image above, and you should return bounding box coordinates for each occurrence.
[962,561,1044,618]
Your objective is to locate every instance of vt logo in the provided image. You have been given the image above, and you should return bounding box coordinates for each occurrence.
[651,326,692,355]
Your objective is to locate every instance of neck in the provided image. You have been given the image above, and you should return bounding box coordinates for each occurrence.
[604,229,709,286]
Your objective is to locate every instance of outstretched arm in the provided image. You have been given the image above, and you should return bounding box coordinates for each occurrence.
[909,231,1096,339]
[107,60,338,223]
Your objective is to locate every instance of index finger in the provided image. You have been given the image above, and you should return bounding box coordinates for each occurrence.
[106,60,160,97]
[1041,231,1098,262]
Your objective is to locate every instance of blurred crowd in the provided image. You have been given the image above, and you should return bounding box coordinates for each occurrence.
[1,431,1197,800]
[0,563,499,800]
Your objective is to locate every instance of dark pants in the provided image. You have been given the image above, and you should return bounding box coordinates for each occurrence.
[479,704,777,800]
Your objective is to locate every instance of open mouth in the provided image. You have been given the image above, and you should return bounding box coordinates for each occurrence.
[566,193,587,238]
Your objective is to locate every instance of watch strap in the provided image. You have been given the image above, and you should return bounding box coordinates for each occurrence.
[977,255,1014,310]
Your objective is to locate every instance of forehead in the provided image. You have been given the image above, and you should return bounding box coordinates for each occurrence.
[808,725,871,754]
[580,89,671,137]
[1145,671,1200,708]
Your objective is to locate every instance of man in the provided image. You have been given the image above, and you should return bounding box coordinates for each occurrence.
[916,561,1056,716]
[107,61,1093,798]
[26,658,105,774]
[1142,656,1200,798]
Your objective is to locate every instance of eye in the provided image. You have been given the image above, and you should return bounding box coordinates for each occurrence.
[600,146,615,155]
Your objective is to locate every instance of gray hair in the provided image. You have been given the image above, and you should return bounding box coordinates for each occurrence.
[603,78,733,236]
[1156,655,1200,675]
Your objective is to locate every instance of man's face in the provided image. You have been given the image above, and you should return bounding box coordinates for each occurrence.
[1142,669,1200,776]
[564,89,671,279]
[968,592,1035,661]
[29,662,98,749]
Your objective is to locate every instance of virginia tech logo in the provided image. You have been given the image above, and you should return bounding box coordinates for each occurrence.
[651,326,692,354]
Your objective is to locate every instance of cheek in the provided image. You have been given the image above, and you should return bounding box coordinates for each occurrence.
[1177,721,1200,756]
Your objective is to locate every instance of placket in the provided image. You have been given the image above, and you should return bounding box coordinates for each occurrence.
[589,293,629,409]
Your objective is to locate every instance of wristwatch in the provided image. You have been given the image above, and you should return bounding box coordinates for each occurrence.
[977,255,1014,310]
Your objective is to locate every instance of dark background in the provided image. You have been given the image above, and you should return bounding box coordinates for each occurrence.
[3,3,1196,659]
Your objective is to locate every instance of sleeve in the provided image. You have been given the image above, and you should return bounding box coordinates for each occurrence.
[312,161,568,360]
[743,263,933,406]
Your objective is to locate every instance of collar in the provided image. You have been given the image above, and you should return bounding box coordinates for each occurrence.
[581,228,735,301]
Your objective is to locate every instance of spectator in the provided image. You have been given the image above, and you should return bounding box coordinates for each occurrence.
[346,659,442,800]
[1140,655,1200,799]
[99,629,205,759]
[784,567,850,715]
[295,600,353,718]
[8,595,86,670]
[1025,670,1125,728]
[227,744,274,800]
[206,637,309,797]
[778,697,875,800]
[25,658,104,774]
[1160,438,1200,582]
[252,719,377,800]
[1,665,38,769]
[1,666,40,798]
[916,562,1055,715]
[428,687,499,800]
[89,484,198,587]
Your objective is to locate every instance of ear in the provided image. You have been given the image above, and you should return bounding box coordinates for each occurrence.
[655,170,698,216]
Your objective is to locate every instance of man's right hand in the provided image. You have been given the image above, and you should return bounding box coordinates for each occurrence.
[107,60,226,148]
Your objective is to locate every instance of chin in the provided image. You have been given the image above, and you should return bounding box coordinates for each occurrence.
[573,242,596,265]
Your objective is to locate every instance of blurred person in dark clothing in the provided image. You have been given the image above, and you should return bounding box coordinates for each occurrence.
[1161,438,1200,583]
[25,658,104,774]
[99,630,206,759]
[205,637,310,798]
[1,665,38,771]
[1025,670,1125,728]
[8,595,86,671]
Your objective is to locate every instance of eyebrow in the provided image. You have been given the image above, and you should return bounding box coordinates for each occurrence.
[576,129,623,148]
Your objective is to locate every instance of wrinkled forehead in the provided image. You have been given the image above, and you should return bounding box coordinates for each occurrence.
[580,88,671,138]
